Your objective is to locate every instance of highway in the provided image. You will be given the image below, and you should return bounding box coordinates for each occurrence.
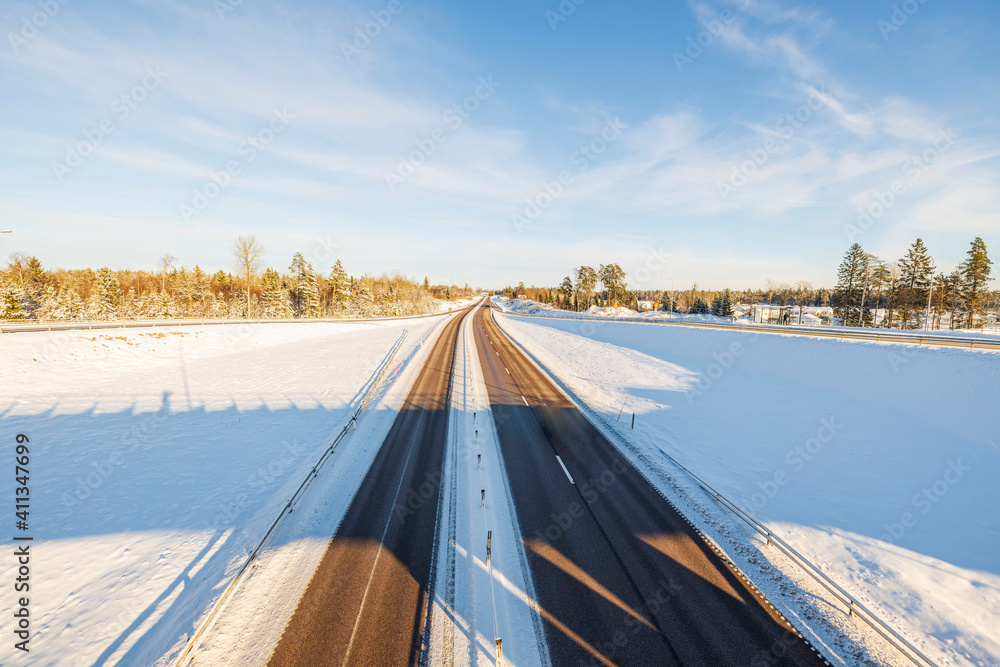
[473,302,830,666]
[266,306,473,666]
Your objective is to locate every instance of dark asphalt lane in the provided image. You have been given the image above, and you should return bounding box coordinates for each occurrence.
[474,303,829,667]
[266,306,473,667]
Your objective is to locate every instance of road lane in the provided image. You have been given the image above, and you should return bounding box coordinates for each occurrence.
[474,303,829,666]
[267,306,472,667]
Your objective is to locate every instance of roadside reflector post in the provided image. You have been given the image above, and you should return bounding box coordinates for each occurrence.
[486,530,492,561]
[478,454,481,469]
[481,489,485,506]
[496,637,502,663]
[631,412,635,429]
[617,396,628,422]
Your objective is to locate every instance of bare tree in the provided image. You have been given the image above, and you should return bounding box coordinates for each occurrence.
[158,253,176,292]
[231,235,265,318]
[764,278,778,304]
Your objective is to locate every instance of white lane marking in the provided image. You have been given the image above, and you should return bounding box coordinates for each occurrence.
[505,367,510,374]
[555,455,575,485]
[522,396,529,407]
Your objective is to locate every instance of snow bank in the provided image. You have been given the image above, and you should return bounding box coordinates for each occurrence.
[0,320,441,665]
[495,312,1000,667]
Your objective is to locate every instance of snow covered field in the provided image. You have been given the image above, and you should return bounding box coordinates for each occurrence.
[0,318,446,665]
[494,311,1000,667]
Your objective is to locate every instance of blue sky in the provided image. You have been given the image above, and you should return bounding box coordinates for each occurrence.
[1,0,998,289]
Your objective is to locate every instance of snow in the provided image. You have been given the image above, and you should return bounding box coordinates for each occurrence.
[434,297,478,313]
[493,311,1000,667]
[0,318,446,665]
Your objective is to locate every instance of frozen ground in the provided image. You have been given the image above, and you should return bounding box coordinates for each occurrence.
[494,310,1000,667]
[0,318,445,665]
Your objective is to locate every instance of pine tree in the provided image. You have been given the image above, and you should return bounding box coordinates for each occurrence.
[0,283,25,320]
[330,260,351,310]
[192,265,209,311]
[575,266,597,311]
[897,238,934,329]
[289,252,320,317]
[719,288,735,317]
[89,267,120,319]
[598,263,626,306]
[261,268,291,318]
[834,244,866,325]
[870,261,891,327]
[959,237,992,329]
[559,276,574,310]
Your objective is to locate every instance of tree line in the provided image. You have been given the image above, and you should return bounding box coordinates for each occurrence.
[0,235,476,321]
[834,237,993,330]
[501,239,997,329]
[499,263,740,317]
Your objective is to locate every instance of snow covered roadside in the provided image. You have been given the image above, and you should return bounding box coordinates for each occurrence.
[427,308,548,667]
[492,312,1000,667]
[0,318,446,665]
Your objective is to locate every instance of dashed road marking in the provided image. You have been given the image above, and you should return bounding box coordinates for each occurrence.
[555,455,575,485]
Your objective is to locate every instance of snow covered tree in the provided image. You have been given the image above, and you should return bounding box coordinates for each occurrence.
[260,267,291,318]
[289,252,320,317]
[959,237,992,329]
[0,283,25,319]
[89,267,120,319]
[191,265,209,310]
[329,259,350,310]
[896,238,934,329]
[834,244,866,324]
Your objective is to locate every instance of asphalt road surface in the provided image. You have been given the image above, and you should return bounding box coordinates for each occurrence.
[474,302,829,667]
[267,306,472,667]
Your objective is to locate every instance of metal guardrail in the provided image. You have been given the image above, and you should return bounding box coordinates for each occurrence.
[0,308,463,334]
[488,307,939,667]
[173,328,411,666]
[491,304,1000,350]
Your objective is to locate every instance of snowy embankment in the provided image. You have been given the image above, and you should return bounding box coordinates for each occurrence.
[0,318,444,665]
[494,312,1000,667]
